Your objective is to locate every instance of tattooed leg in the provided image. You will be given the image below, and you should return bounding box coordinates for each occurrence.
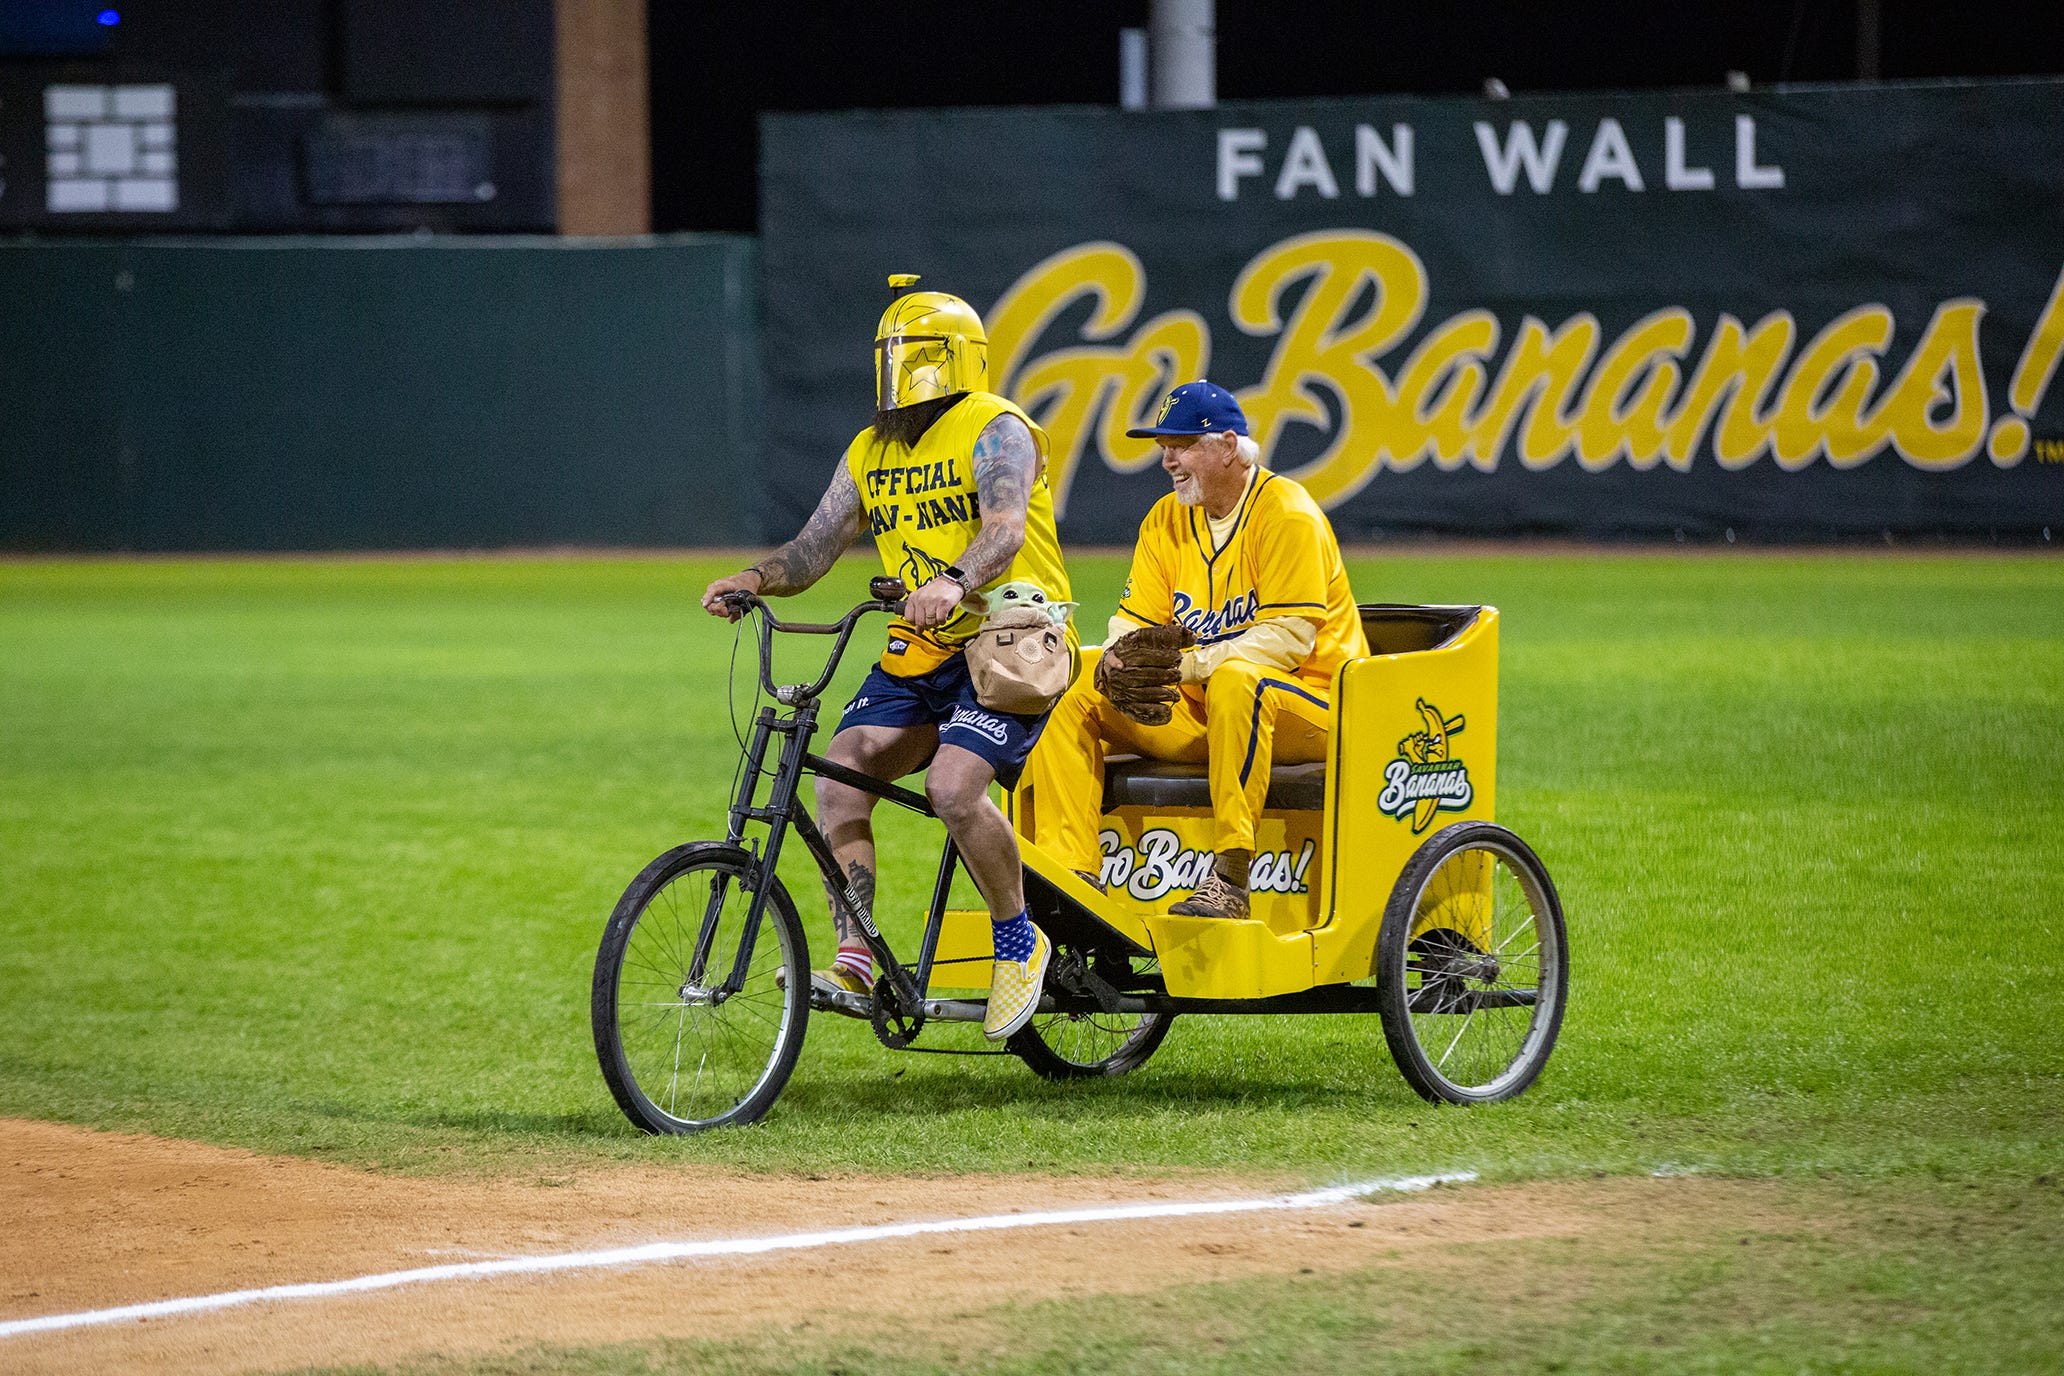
[812,723,937,971]
[821,857,876,942]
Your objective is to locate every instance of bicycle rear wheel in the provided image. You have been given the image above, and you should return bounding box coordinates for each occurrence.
[1009,952,1172,1078]
[591,842,809,1133]
[1376,822,1568,1105]
[1010,1008,1172,1078]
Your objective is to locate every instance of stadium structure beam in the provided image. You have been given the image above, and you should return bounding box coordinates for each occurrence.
[555,0,651,235]
[1150,0,1215,110]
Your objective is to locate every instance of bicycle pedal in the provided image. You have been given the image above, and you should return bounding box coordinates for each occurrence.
[811,985,875,1019]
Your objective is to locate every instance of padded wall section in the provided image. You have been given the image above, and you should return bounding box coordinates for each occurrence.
[0,234,760,551]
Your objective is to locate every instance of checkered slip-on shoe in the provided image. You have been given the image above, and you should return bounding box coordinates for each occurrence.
[982,925,1052,1041]
[813,966,873,999]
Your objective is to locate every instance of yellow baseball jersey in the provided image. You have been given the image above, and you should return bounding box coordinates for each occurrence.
[1114,468,1368,694]
[842,391,1074,676]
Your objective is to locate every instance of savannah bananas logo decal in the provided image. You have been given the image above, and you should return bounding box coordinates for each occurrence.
[1379,698,1474,832]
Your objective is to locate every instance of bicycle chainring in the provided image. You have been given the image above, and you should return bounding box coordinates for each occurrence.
[869,975,925,1050]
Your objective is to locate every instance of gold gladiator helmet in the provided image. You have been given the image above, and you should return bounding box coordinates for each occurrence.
[873,274,988,411]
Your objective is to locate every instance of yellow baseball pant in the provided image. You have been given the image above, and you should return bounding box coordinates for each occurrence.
[1026,655,1332,871]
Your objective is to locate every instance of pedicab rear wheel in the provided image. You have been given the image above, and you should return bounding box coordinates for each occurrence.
[1010,1007,1172,1078]
[1009,953,1173,1078]
[1376,822,1567,1104]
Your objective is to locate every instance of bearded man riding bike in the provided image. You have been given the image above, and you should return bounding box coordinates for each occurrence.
[702,277,1076,1041]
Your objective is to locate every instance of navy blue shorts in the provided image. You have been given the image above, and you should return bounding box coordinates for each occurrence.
[837,654,1049,788]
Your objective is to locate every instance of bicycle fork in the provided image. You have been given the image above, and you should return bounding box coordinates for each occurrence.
[680,702,811,999]
[693,699,932,1014]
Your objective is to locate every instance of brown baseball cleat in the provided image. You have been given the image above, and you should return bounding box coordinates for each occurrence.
[1168,871,1250,919]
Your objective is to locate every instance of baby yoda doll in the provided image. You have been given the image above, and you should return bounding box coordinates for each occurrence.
[969,579,1076,628]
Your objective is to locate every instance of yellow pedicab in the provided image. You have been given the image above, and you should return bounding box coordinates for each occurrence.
[592,589,1567,1132]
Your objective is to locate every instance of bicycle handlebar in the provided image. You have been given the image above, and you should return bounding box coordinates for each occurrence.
[725,579,910,704]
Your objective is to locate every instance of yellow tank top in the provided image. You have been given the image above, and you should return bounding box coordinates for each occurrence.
[841,392,1075,676]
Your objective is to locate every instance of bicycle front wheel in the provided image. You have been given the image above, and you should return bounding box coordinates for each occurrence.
[591,842,809,1133]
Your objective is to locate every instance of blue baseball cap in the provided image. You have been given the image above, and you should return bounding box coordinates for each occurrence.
[1126,380,1250,438]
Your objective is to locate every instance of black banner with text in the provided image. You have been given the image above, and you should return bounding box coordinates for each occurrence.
[761,81,2064,542]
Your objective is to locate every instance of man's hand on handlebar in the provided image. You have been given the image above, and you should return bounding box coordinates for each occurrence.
[903,576,964,631]
[701,569,763,621]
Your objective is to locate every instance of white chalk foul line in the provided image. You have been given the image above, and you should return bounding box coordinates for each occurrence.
[0,1170,1474,1341]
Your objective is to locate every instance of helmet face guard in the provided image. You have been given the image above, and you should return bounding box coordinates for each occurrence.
[873,291,988,410]
[875,333,967,410]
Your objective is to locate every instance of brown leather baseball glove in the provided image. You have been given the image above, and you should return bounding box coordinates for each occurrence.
[1095,622,1196,725]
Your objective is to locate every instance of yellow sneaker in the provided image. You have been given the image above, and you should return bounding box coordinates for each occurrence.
[774,964,872,1008]
[983,926,1052,1041]
[811,965,873,1000]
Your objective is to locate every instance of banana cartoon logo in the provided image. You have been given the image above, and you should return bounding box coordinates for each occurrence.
[1397,699,1463,766]
[1380,698,1474,832]
[895,544,979,637]
[897,544,954,590]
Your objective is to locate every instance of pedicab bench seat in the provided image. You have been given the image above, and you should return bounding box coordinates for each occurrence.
[1103,758,1327,813]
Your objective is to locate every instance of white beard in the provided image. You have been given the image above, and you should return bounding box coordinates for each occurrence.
[1172,473,1203,506]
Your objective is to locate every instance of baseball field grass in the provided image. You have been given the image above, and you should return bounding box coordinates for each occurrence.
[6,549,2062,1373]
[2,550,2059,1198]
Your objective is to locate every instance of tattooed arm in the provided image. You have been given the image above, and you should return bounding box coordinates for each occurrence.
[958,413,1038,585]
[700,464,864,618]
[900,414,1039,629]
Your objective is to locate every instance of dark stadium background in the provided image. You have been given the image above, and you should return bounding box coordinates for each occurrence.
[4,0,2060,550]
[651,0,2064,232]
[6,0,2059,233]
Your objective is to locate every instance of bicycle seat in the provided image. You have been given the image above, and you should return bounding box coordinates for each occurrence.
[1101,756,1327,813]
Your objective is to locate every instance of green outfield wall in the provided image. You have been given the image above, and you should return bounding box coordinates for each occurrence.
[0,235,758,551]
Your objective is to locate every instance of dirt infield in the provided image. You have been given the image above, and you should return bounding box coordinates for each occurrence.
[3,1117,1817,1374]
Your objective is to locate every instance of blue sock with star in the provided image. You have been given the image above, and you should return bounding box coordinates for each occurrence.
[992,908,1036,962]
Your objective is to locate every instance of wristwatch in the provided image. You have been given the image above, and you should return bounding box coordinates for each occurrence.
[938,564,972,597]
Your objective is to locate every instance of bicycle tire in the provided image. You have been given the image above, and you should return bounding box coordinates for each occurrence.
[592,842,810,1133]
[1375,821,1568,1105]
[1009,951,1173,1079]
[1010,1009,1172,1078]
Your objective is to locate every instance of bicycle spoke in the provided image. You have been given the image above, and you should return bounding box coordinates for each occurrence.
[665,1005,688,1116]
[1492,921,1539,958]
